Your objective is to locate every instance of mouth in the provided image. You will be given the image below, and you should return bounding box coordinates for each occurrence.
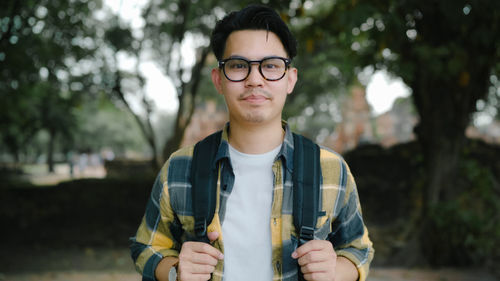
[243,95,268,103]
[239,90,271,103]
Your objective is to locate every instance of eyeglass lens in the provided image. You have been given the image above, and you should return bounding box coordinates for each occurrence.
[223,58,287,81]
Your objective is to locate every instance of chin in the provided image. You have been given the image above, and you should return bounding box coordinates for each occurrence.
[243,115,266,123]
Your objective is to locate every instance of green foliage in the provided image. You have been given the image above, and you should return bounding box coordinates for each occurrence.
[0,0,101,161]
[302,0,499,122]
[72,93,149,156]
[344,139,500,267]
[428,156,500,266]
[195,60,225,108]
[287,94,343,140]
[283,2,365,125]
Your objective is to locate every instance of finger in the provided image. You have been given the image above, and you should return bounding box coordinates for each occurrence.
[292,240,332,259]
[198,273,212,281]
[178,261,214,274]
[303,272,328,281]
[178,272,211,281]
[189,252,219,266]
[180,242,223,262]
[196,273,212,281]
[193,242,224,260]
[189,264,216,274]
[300,260,329,274]
[207,231,219,243]
[177,260,216,280]
[297,250,329,266]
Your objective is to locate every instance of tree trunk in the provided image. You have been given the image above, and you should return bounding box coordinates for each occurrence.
[161,46,211,161]
[414,107,468,208]
[47,128,56,173]
[406,57,493,265]
[162,109,186,162]
[112,69,160,170]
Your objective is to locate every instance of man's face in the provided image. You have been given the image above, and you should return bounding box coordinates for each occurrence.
[211,30,297,126]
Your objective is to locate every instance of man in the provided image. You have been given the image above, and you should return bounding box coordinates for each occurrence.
[130,5,374,281]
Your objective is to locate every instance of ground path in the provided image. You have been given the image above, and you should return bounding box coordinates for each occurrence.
[3,268,498,281]
[1,249,497,281]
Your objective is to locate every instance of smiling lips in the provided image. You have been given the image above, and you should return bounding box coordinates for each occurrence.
[239,90,272,104]
[244,95,268,103]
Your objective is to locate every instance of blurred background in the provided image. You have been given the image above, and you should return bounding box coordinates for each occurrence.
[1,0,499,280]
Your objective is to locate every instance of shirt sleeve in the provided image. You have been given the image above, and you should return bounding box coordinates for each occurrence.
[328,159,374,281]
[129,160,182,281]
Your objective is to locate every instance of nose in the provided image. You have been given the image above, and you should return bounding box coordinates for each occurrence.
[244,63,264,87]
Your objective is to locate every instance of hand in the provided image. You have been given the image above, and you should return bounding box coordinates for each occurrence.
[292,240,337,281]
[177,231,224,281]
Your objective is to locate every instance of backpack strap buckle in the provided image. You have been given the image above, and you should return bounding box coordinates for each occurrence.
[194,218,207,239]
[299,226,315,241]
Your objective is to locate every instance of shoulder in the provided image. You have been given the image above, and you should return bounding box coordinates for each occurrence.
[159,145,195,183]
[318,145,347,167]
[318,145,353,184]
[169,145,195,160]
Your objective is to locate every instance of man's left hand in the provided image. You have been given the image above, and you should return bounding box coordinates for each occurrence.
[292,240,337,281]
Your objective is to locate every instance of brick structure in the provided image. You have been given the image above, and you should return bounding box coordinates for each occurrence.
[180,100,228,147]
[325,86,417,153]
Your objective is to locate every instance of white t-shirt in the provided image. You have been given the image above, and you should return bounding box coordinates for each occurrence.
[222,144,282,280]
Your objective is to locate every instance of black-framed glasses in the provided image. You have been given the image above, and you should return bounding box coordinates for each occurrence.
[218,56,291,82]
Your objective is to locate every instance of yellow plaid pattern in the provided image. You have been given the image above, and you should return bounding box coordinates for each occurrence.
[130,122,374,280]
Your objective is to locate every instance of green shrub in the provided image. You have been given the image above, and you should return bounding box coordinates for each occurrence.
[428,157,500,267]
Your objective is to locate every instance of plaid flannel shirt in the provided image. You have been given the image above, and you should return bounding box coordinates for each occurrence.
[130,122,374,281]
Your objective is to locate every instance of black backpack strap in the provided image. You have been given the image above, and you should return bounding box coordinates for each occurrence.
[191,131,222,243]
[292,133,321,244]
[292,133,321,281]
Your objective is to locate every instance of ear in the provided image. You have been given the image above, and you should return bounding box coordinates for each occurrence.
[211,68,223,95]
[286,67,298,95]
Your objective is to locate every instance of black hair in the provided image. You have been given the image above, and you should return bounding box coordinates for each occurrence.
[210,5,297,61]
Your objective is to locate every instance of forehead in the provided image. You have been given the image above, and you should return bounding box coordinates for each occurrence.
[223,30,287,59]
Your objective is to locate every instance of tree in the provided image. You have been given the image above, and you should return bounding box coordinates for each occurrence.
[281,3,370,143]
[71,92,150,157]
[0,0,100,171]
[102,17,163,168]
[142,0,231,161]
[302,0,499,264]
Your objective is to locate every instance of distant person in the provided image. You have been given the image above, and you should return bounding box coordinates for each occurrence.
[67,150,76,178]
[89,152,101,167]
[101,148,115,162]
[130,5,373,281]
[78,151,88,176]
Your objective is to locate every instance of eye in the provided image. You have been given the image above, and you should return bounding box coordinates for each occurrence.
[262,59,284,71]
[262,63,278,69]
[227,60,248,70]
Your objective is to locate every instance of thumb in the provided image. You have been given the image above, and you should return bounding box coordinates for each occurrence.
[207,231,220,243]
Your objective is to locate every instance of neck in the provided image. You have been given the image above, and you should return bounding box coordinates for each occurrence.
[228,120,284,154]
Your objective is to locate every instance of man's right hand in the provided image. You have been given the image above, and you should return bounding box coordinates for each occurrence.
[177,231,223,281]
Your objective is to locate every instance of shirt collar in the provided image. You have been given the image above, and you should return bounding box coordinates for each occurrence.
[214,121,295,173]
[214,123,231,163]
